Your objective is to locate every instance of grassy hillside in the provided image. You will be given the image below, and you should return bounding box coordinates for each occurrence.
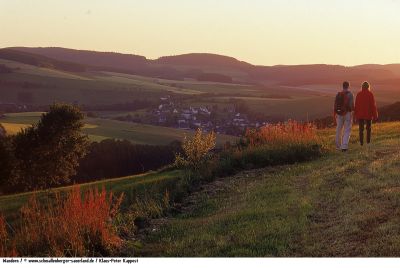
[0,170,182,225]
[0,112,236,145]
[1,121,400,256]
[140,122,400,256]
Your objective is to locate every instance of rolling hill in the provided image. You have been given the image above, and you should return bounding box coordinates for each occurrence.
[1,47,400,121]
[378,101,400,122]
[0,48,86,72]
[11,46,147,71]
[156,53,253,71]
[7,47,400,85]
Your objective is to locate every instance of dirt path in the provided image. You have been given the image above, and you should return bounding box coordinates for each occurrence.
[302,147,400,256]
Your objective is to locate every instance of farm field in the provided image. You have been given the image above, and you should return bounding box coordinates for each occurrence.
[0,112,237,145]
[0,58,333,120]
[2,57,400,122]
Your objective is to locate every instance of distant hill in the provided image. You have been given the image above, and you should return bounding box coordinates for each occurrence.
[379,101,400,121]
[0,64,13,74]
[354,64,400,76]
[0,48,86,72]
[156,53,253,70]
[250,64,397,86]
[196,72,233,83]
[11,47,147,72]
[313,101,400,128]
[6,47,190,80]
[5,46,400,85]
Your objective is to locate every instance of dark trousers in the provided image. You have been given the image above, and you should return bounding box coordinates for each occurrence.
[358,119,372,145]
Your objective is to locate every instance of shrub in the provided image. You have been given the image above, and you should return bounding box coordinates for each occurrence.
[175,129,216,170]
[174,129,216,187]
[239,121,322,168]
[0,123,6,137]
[210,121,323,178]
[2,186,123,257]
[174,122,323,186]
[245,120,318,147]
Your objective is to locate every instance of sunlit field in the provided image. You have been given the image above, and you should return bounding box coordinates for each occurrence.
[0,113,236,145]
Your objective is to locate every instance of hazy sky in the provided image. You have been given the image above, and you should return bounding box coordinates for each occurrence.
[1,0,400,66]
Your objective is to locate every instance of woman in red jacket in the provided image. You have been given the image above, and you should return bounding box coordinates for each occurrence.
[354,81,378,146]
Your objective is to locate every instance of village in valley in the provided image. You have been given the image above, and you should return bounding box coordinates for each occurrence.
[149,96,267,135]
[1,95,269,136]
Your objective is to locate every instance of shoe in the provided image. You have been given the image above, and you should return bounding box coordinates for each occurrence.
[341,149,348,152]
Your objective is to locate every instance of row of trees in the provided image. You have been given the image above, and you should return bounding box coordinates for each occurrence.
[73,139,180,183]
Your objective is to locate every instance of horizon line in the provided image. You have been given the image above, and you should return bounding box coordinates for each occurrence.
[3,45,400,68]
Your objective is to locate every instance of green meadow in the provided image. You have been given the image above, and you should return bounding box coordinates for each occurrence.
[0,112,236,145]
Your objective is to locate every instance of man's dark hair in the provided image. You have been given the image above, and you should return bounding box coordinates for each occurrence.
[343,81,350,89]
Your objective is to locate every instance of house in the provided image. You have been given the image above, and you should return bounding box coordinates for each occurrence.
[181,109,192,120]
[190,107,199,114]
[192,121,202,128]
[199,107,211,116]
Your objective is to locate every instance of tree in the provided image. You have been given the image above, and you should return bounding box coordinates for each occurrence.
[0,124,6,137]
[12,104,89,191]
[0,136,14,193]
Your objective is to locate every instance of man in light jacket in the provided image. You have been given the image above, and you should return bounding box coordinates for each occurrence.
[334,81,355,152]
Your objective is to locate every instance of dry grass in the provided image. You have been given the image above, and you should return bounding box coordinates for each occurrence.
[1,123,31,135]
[0,215,17,257]
[1,186,124,257]
[245,120,318,146]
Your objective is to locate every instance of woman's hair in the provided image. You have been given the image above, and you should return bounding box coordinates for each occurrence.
[362,81,370,90]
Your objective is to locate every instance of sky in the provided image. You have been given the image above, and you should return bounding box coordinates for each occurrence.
[1,0,400,66]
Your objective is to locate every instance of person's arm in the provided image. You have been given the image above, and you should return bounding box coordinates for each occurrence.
[354,93,359,123]
[370,93,378,120]
[349,93,355,112]
[333,94,337,120]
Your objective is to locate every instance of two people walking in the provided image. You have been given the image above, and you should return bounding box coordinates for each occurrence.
[334,81,378,152]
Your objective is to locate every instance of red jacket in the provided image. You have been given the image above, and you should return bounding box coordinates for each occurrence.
[354,89,378,120]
